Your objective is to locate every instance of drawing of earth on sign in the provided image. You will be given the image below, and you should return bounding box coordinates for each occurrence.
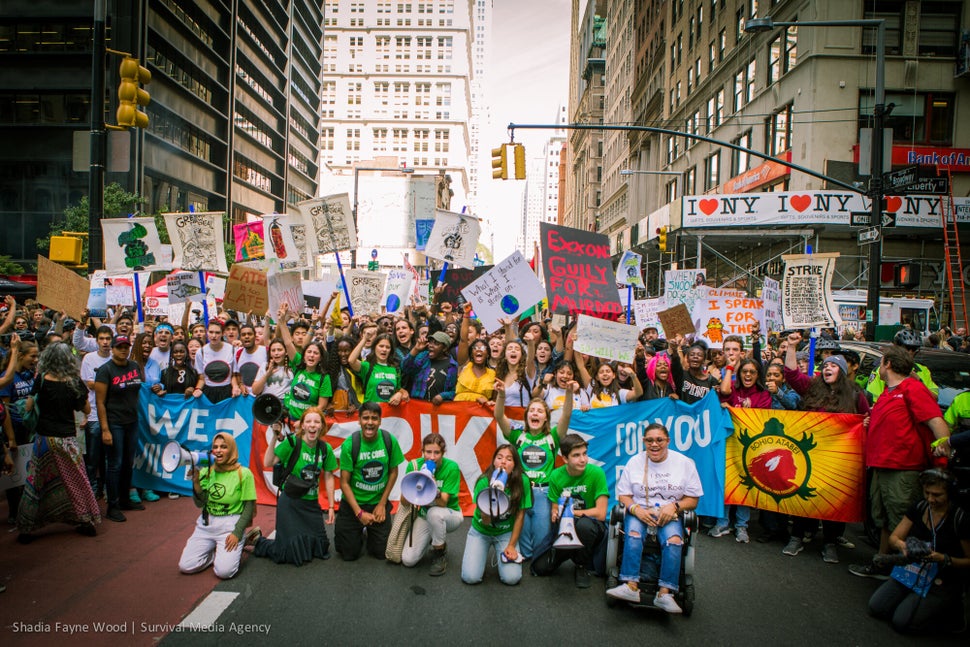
[386,294,401,312]
[500,295,519,314]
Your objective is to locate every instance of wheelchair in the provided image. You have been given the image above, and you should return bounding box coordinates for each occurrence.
[604,503,697,616]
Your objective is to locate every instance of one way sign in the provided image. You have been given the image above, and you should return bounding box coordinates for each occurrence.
[850,212,896,228]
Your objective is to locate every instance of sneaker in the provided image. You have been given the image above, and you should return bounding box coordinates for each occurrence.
[142,490,160,503]
[128,489,142,505]
[120,500,145,511]
[429,546,448,577]
[848,562,891,580]
[835,535,855,549]
[782,537,804,556]
[653,593,683,614]
[708,524,732,538]
[75,523,97,537]
[106,507,126,523]
[822,543,839,564]
[168,493,180,500]
[735,527,750,543]
[606,582,641,603]
[244,526,262,547]
[574,564,591,589]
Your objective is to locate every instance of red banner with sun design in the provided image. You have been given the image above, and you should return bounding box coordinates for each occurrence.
[725,408,865,523]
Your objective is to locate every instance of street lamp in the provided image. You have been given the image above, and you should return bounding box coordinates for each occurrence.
[351,165,415,268]
[745,16,886,340]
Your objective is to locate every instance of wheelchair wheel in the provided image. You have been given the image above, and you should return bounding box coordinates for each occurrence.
[681,575,695,617]
[605,566,619,607]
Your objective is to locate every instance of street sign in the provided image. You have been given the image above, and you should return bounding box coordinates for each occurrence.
[881,212,896,228]
[858,227,880,245]
[850,212,871,227]
[884,166,918,191]
[901,176,949,195]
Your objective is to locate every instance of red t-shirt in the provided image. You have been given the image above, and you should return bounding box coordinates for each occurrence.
[866,376,940,470]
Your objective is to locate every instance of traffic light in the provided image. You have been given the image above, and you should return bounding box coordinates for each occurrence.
[117,56,151,129]
[513,143,526,180]
[657,226,668,253]
[893,262,921,289]
[491,144,508,180]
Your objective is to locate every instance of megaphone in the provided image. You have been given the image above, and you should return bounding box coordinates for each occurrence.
[553,496,584,550]
[400,460,438,507]
[252,394,284,426]
[475,469,511,519]
[160,441,212,473]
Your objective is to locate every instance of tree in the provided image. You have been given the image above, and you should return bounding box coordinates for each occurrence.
[0,255,25,275]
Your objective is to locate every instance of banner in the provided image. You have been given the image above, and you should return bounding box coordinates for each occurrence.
[568,393,733,519]
[222,263,269,314]
[166,271,204,305]
[164,211,228,273]
[762,277,783,334]
[233,221,265,261]
[573,314,640,363]
[725,408,865,523]
[692,295,765,349]
[460,251,546,331]
[382,268,412,314]
[345,269,387,316]
[262,214,307,271]
[616,250,644,288]
[298,193,357,256]
[101,217,165,275]
[424,209,482,269]
[415,219,434,251]
[36,255,89,319]
[539,222,622,317]
[781,253,842,328]
[633,298,663,331]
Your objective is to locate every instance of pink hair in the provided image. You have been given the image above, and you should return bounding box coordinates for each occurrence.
[646,353,675,389]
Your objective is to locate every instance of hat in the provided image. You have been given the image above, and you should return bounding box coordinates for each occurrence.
[430,331,452,345]
[795,351,809,362]
[822,355,849,375]
[223,319,240,328]
[111,335,131,348]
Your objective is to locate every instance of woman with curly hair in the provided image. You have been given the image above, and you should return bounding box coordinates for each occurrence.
[348,324,407,405]
[16,343,100,542]
[495,339,532,411]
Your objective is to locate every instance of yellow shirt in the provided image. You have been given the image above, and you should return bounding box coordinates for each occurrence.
[454,363,496,402]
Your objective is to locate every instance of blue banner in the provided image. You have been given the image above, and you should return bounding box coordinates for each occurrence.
[132,385,254,495]
[415,219,434,251]
[567,392,732,519]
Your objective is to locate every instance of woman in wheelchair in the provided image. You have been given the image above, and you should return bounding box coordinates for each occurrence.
[606,422,702,614]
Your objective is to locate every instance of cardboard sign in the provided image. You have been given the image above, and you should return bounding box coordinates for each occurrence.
[424,209,482,268]
[36,256,89,319]
[657,304,696,339]
[573,314,640,364]
[267,268,304,316]
[345,269,387,316]
[761,277,783,334]
[693,295,765,349]
[781,253,842,328]
[460,251,546,332]
[166,271,204,305]
[383,268,412,314]
[164,211,228,273]
[539,222,622,317]
[222,264,268,314]
[616,250,644,288]
[633,298,663,331]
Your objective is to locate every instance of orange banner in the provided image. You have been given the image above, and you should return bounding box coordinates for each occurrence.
[724,408,865,523]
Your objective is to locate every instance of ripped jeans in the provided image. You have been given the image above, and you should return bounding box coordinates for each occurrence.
[618,514,683,592]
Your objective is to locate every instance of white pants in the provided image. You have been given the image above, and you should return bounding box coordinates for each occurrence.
[401,507,463,567]
[178,514,244,580]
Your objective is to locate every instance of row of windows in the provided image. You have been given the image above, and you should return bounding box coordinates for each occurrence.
[233,155,273,194]
[234,108,276,151]
[159,0,215,49]
[147,44,214,105]
[0,20,92,53]
[342,1,455,13]
[148,109,214,163]
[0,92,89,124]
[288,147,312,176]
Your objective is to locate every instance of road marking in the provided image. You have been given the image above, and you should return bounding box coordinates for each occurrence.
[178,591,239,629]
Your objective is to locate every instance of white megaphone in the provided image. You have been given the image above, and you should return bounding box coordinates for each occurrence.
[160,441,212,473]
[553,496,584,550]
[400,459,439,506]
[475,469,511,519]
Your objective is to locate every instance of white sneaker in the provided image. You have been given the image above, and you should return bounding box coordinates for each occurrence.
[606,582,641,603]
[653,592,683,614]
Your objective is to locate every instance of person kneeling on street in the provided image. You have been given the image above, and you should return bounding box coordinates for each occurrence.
[530,434,608,588]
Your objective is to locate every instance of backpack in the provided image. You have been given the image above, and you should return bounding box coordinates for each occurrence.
[349,428,393,468]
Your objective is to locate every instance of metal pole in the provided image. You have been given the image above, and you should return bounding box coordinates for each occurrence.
[865,22,886,341]
[351,168,360,269]
[88,0,107,271]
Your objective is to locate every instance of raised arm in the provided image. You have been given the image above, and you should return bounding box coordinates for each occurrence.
[556,380,579,438]
[348,325,376,375]
[492,380,512,438]
[574,351,592,388]
[277,303,298,361]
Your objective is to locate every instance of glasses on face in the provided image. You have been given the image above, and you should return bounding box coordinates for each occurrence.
[644,437,668,445]
[740,369,759,375]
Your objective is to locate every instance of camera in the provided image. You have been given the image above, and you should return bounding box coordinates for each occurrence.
[872,537,933,567]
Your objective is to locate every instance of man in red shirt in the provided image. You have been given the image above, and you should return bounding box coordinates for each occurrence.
[849,346,950,579]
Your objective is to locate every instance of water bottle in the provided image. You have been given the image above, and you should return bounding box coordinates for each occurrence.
[646,503,660,537]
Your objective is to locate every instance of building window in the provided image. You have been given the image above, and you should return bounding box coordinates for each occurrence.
[859,91,955,145]
[684,167,696,195]
[719,28,726,61]
[704,152,720,190]
[733,58,756,111]
[917,1,961,56]
[732,130,752,175]
[768,26,797,84]
[769,103,793,155]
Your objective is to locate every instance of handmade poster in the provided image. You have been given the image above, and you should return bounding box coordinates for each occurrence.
[664,268,708,316]
[616,250,644,288]
[166,271,205,305]
[692,295,764,349]
[345,269,387,316]
[297,193,357,256]
[86,273,107,318]
[725,408,865,523]
[431,265,491,307]
[262,214,305,271]
[267,267,304,316]
[460,251,546,332]
[206,275,227,302]
[105,280,134,307]
[780,253,841,328]
[539,222,622,317]
[0,444,32,492]
[101,217,165,274]
[415,219,434,252]
[36,256,90,319]
[761,277,783,334]
[233,221,265,261]
[164,211,228,273]
[657,304,696,339]
[383,268,413,314]
[222,263,268,314]
[573,314,640,364]
[424,209,481,269]
[633,298,663,331]
[402,253,427,306]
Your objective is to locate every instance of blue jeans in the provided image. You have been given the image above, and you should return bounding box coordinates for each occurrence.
[619,514,683,592]
[105,421,137,508]
[461,526,522,585]
[519,484,550,559]
[84,421,104,491]
[717,505,751,529]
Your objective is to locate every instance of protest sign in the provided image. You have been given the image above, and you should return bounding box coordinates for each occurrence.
[105,280,134,307]
[383,268,412,314]
[262,214,306,271]
[101,217,165,274]
[0,444,32,492]
[539,222,622,317]
[233,221,265,261]
[402,254,427,306]
[267,267,304,316]
[616,250,644,288]
[206,274,226,301]
[761,277,783,333]
[692,295,765,349]
[222,264,268,313]
[781,253,841,328]
[424,210,482,269]
[573,314,640,364]
[297,193,357,256]
[166,271,204,305]
[633,298,663,331]
[36,256,89,319]
[664,268,708,315]
[415,219,434,251]
[460,251,546,331]
[164,211,228,273]
[657,304,696,339]
[431,265,491,307]
[345,269,387,316]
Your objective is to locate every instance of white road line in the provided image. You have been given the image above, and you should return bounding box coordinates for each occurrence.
[178,591,239,629]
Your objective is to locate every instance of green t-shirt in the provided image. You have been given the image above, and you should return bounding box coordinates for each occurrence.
[509,427,560,485]
[275,436,339,501]
[546,464,609,512]
[360,360,400,403]
[339,431,405,505]
[199,467,257,516]
[471,473,532,536]
[284,368,333,420]
[405,456,462,513]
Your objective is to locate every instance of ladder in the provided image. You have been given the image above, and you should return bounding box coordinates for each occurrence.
[939,165,968,330]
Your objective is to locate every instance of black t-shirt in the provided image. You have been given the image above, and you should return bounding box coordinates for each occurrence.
[161,365,199,395]
[425,357,452,399]
[904,500,970,591]
[34,376,87,438]
[679,371,719,404]
[95,360,144,425]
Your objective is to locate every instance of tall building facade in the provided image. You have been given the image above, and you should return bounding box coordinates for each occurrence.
[518,105,566,254]
[0,0,325,263]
